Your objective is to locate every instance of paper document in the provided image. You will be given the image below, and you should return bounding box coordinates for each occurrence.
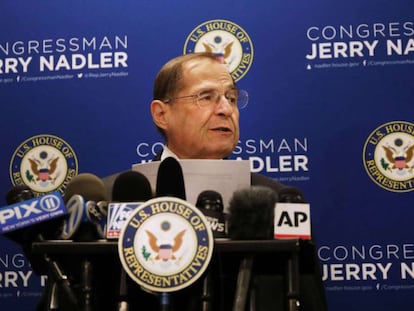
[132,159,251,212]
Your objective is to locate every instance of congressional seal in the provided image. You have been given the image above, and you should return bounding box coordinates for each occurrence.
[363,121,414,192]
[118,197,214,292]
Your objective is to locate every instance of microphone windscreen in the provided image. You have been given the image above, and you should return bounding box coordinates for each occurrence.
[5,184,34,205]
[112,171,153,202]
[156,157,186,200]
[196,190,223,212]
[64,173,108,203]
[228,186,277,240]
[196,190,227,238]
[278,186,305,203]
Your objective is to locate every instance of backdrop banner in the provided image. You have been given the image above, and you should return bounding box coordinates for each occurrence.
[1,1,414,310]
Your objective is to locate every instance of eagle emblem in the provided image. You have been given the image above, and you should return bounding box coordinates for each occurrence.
[382,144,414,172]
[202,37,234,65]
[27,151,59,184]
[145,229,186,261]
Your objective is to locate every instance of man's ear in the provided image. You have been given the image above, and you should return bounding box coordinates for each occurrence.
[151,100,168,130]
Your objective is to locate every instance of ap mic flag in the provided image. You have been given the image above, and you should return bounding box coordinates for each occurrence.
[274,186,311,240]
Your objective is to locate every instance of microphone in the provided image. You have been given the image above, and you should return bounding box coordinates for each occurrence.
[195,190,226,311]
[112,170,153,202]
[64,173,109,203]
[2,185,78,310]
[278,189,327,310]
[228,186,277,240]
[60,173,109,241]
[2,185,36,247]
[196,190,227,238]
[276,186,309,311]
[154,157,191,311]
[110,170,153,311]
[2,185,67,269]
[156,157,186,199]
[155,157,186,311]
[2,185,67,241]
[196,190,223,212]
[61,173,108,311]
[5,184,34,204]
[107,171,153,239]
[274,186,311,240]
[228,186,278,311]
[278,186,305,203]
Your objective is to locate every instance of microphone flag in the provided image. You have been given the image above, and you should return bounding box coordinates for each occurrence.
[107,202,141,239]
[0,191,66,234]
[118,196,214,293]
[274,202,311,239]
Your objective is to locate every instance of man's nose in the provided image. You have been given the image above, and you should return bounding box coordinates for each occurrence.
[215,95,234,115]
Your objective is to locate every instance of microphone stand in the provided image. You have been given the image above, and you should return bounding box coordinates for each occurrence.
[287,252,300,311]
[201,269,213,311]
[44,278,58,310]
[160,292,170,311]
[233,256,253,311]
[117,270,129,311]
[38,236,79,311]
[80,258,93,311]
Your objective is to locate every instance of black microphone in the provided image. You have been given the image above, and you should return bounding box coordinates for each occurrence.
[5,184,34,203]
[196,190,227,238]
[277,188,326,311]
[275,186,310,240]
[278,186,305,203]
[112,170,153,202]
[3,185,78,310]
[111,170,153,311]
[62,173,109,311]
[228,186,278,311]
[196,190,223,212]
[61,173,109,242]
[195,190,226,311]
[228,186,277,240]
[154,157,186,311]
[277,186,308,311]
[106,171,152,240]
[156,157,186,200]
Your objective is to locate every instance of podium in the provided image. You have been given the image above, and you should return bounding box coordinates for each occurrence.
[32,239,325,311]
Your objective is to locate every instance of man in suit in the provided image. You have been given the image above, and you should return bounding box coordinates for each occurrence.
[103,52,326,311]
[149,51,281,310]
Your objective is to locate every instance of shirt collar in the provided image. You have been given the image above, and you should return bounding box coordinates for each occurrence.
[161,146,226,161]
[161,145,179,161]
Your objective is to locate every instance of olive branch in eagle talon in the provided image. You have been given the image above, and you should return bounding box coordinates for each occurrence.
[382,145,414,171]
[25,170,35,183]
[141,245,151,261]
[145,229,186,262]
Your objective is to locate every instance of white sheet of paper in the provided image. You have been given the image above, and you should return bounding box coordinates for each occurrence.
[132,159,251,212]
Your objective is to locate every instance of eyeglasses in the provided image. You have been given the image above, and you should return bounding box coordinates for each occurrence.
[165,88,248,110]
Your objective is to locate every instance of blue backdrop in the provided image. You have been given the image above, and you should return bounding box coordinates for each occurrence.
[1,1,414,310]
